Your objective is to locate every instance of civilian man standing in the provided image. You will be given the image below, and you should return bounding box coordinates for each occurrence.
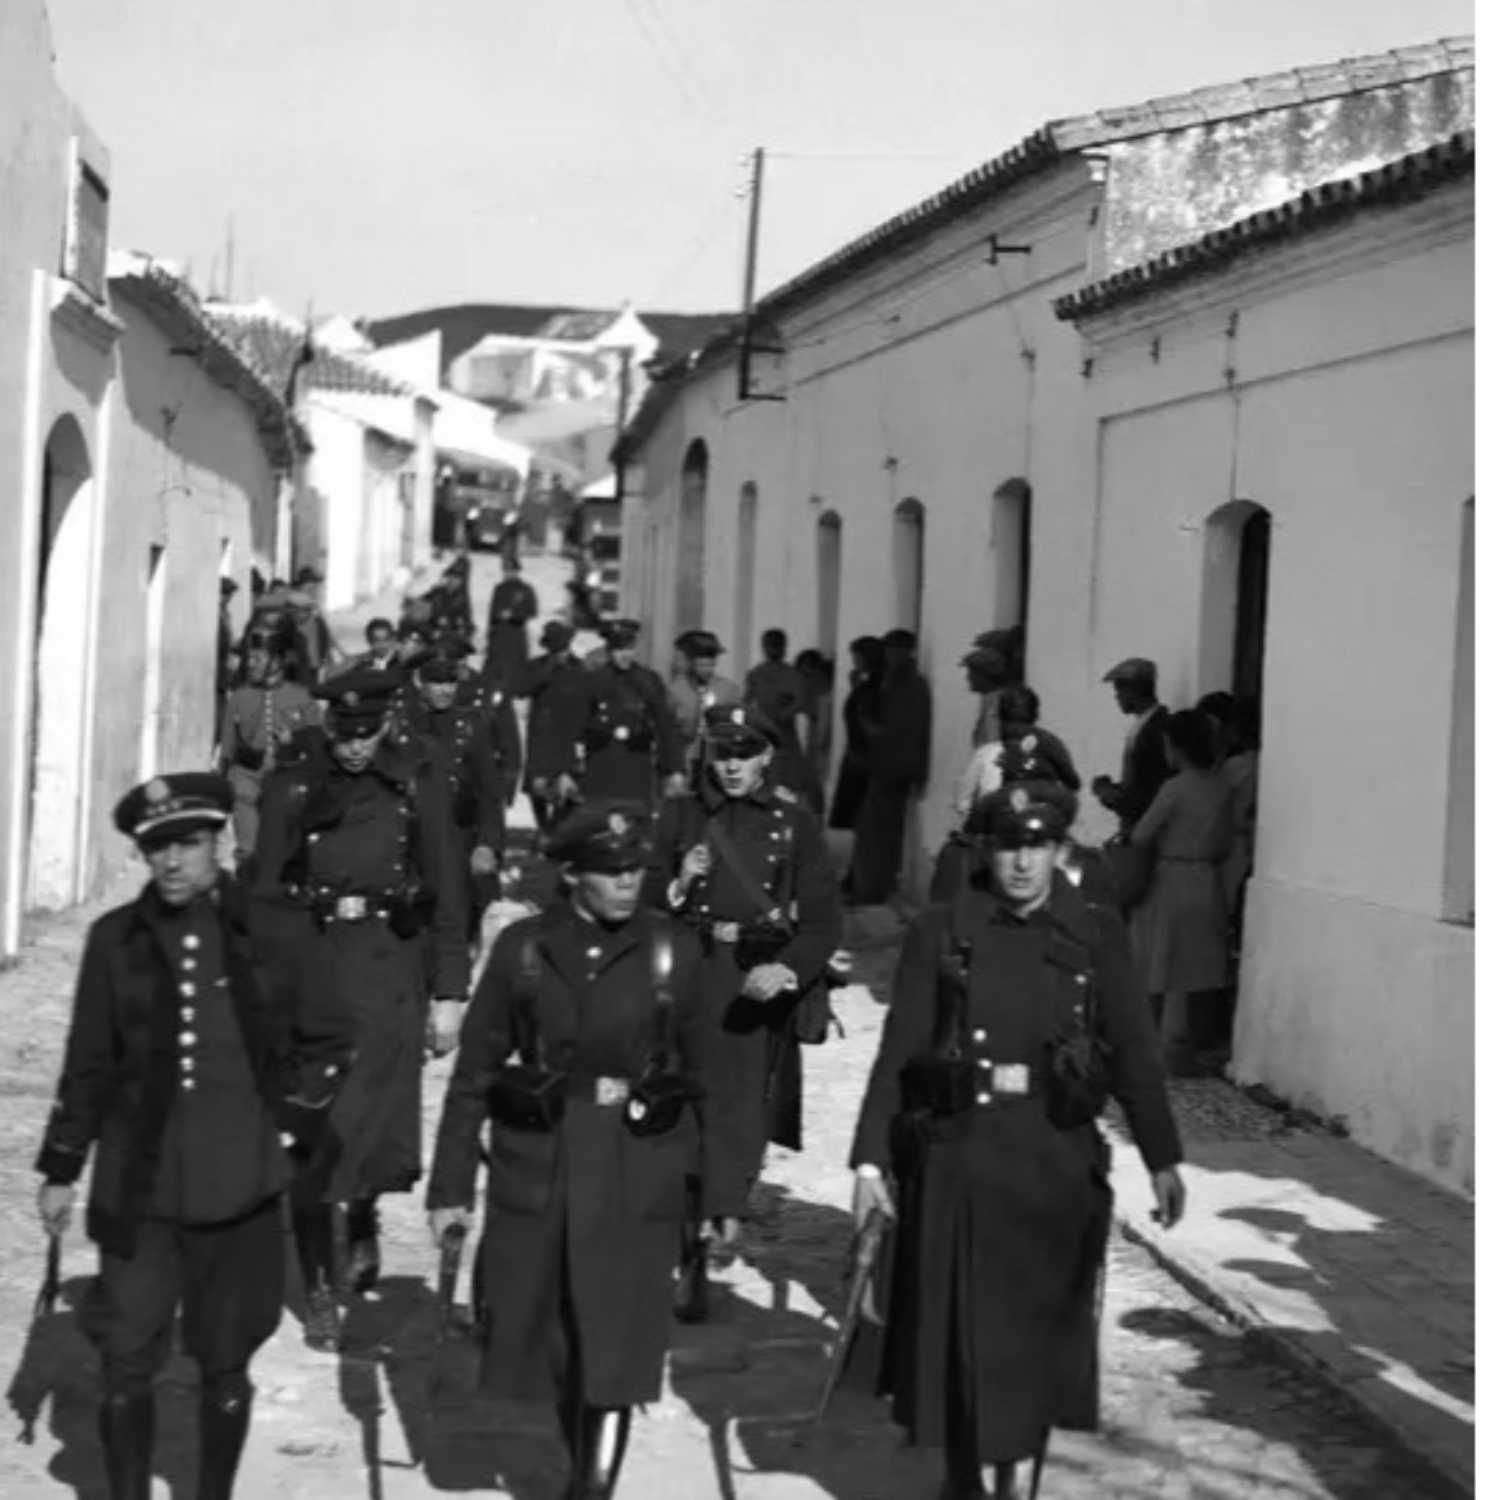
[1091,657,1172,836]
[35,774,350,1500]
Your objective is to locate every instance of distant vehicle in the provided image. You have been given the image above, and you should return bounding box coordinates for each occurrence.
[439,463,522,552]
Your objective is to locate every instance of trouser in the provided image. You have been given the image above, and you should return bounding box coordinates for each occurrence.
[849,779,913,903]
[86,1196,283,1500]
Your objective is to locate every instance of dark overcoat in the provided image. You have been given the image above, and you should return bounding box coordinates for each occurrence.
[35,876,350,1258]
[252,742,468,1201]
[849,875,1182,1464]
[388,689,507,853]
[466,674,524,807]
[426,903,734,1406]
[484,578,538,692]
[571,662,682,804]
[1114,704,1174,832]
[517,652,588,783]
[650,780,841,1199]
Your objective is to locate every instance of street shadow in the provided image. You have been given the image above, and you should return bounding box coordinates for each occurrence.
[4,1273,197,1499]
[666,1181,936,1500]
[334,1273,565,1499]
[1115,1301,1465,1498]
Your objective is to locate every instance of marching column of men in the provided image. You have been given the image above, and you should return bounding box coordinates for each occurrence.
[36,585,1191,1500]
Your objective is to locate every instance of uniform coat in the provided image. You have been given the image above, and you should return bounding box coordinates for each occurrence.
[35,876,350,1259]
[745,659,820,805]
[218,680,323,859]
[467,672,524,808]
[253,742,468,1201]
[850,876,1181,1463]
[484,577,538,692]
[388,688,507,853]
[651,781,841,1195]
[426,903,735,1405]
[517,651,588,782]
[570,662,682,805]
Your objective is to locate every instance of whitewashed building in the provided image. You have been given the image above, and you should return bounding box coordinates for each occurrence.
[615,38,1474,1190]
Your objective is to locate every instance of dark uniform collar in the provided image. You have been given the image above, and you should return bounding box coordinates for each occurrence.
[977,869,1095,940]
[700,775,776,813]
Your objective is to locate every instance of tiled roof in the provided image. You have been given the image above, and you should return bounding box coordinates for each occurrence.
[361,304,738,369]
[205,304,414,400]
[755,35,1472,323]
[1053,130,1474,322]
[107,255,310,468]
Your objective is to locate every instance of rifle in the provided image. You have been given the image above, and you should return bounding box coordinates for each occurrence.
[813,1207,890,1423]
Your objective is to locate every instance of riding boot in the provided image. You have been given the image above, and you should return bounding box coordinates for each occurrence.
[98,1389,155,1500]
[345,1197,381,1294]
[672,1230,709,1325]
[291,1202,342,1352]
[196,1375,253,1500]
[574,1406,632,1499]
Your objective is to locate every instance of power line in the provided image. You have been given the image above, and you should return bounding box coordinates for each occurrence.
[620,0,717,129]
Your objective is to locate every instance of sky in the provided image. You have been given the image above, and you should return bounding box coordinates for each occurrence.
[46,0,1473,323]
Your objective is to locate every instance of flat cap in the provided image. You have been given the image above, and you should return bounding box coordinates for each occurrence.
[545,800,654,872]
[541,620,576,650]
[1102,657,1156,686]
[971,781,1076,848]
[882,628,918,650]
[114,772,232,849]
[313,667,405,735]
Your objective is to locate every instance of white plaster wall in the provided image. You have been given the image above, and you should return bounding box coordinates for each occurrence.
[1076,194,1473,1191]
[302,404,368,610]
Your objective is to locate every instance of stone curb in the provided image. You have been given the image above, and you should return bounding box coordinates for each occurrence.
[1110,1198,1473,1498]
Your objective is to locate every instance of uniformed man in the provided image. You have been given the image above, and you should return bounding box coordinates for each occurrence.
[218,616,323,864]
[666,630,743,790]
[427,802,735,1500]
[651,703,841,1321]
[484,555,539,693]
[387,637,509,930]
[517,620,588,837]
[849,782,1185,1500]
[35,773,350,1500]
[251,668,469,1344]
[569,619,685,805]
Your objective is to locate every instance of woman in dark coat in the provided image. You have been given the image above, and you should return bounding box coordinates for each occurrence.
[828,636,883,831]
[427,803,736,1500]
[850,784,1185,1499]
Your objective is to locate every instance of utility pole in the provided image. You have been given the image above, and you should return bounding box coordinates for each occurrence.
[737,147,765,401]
[612,344,633,505]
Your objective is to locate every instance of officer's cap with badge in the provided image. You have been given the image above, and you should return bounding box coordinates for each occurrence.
[972,781,1076,850]
[114,773,233,853]
[600,618,641,649]
[313,667,405,738]
[997,730,1073,790]
[545,801,654,873]
[414,632,473,683]
[703,702,779,758]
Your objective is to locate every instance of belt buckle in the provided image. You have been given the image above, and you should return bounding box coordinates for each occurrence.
[712,921,740,944]
[990,1063,1031,1097]
[335,895,367,922]
[594,1077,630,1106]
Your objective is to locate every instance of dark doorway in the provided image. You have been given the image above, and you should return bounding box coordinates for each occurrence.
[1232,509,1271,703]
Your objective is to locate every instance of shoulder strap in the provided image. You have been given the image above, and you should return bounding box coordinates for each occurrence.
[703,816,788,927]
[516,933,546,1067]
[646,914,678,1066]
[933,902,973,1056]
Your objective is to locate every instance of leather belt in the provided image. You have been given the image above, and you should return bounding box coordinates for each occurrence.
[975,1062,1034,1106]
[568,1075,632,1106]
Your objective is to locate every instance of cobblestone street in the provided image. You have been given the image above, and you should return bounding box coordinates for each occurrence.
[0,890,1449,1499]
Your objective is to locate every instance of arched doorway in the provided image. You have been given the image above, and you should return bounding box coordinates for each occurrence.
[1199,500,1271,705]
[893,498,925,637]
[735,483,758,673]
[676,440,708,635]
[28,416,95,910]
[816,509,842,658]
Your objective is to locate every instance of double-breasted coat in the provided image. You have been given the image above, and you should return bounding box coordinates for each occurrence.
[252,741,469,1202]
[517,652,588,784]
[426,903,735,1405]
[35,876,351,1259]
[850,875,1182,1464]
[570,662,682,805]
[387,688,507,854]
[651,780,841,1198]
